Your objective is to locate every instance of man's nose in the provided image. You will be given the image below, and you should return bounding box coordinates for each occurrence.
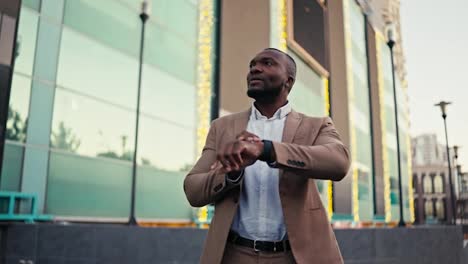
[250,65,263,74]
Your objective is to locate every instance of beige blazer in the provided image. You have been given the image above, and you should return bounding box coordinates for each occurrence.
[184,109,351,264]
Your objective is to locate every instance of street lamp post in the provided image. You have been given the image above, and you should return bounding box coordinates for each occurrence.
[129,0,150,226]
[457,164,462,196]
[454,145,461,195]
[386,23,405,227]
[435,101,456,225]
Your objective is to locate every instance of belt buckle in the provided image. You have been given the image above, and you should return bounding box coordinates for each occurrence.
[253,240,260,252]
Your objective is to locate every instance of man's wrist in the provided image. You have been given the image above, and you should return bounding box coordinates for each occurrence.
[259,140,275,163]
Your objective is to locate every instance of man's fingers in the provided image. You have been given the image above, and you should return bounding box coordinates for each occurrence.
[231,142,244,168]
[217,144,230,170]
[210,161,221,170]
[236,131,260,141]
[225,144,240,171]
[222,143,237,172]
[247,137,262,142]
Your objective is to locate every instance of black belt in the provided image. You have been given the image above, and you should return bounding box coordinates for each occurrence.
[227,231,291,252]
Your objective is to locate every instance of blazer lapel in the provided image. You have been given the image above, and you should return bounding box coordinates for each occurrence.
[282,110,302,144]
[233,108,250,137]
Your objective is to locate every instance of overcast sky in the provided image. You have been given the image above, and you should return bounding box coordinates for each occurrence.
[401,0,468,168]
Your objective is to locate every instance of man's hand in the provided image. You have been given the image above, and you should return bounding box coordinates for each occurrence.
[215,131,263,173]
[236,130,262,143]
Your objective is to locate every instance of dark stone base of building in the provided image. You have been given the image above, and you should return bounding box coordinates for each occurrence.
[0,223,466,264]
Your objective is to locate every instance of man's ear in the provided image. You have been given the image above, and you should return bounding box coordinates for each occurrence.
[286,76,295,92]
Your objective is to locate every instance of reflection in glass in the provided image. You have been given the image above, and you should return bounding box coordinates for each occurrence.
[51,88,136,160]
[57,28,138,109]
[6,74,32,142]
[14,8,39,76]
[138,115,195,171]
[22,0,41,11]
[63,0,139,57]
[50,121,81,153]
[151,0,198,41]
[141,63,196,128]
[145,22,197,84]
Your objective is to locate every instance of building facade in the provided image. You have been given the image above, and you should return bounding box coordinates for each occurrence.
[412,134,453,224]
[1,0,413,226]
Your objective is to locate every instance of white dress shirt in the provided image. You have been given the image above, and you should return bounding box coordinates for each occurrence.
[230,102,291,241]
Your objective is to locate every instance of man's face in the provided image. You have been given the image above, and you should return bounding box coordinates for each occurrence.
[246,50,289,100]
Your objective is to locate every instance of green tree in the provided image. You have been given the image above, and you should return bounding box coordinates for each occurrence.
[50,121,81,153]
[96,134,152,165]
[5,106,27,142]
[97,150,133,161]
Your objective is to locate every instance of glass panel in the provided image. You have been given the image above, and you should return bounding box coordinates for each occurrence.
[51,88,136,160]
[287,50,324,116]
[355,129,372,166]
[0,143,24,191]
[63,0,139,58]
[145,21,197,84]
[288,82,323,116]
[57,27,139,109]
[47,151,131,217]
[138,116,195,171]
[152,0,198,42]
[136,166,191,219]
[141,64,196,127]
[22,0,41,11]
[6,74,31,142]
[119,0,198,44]
[14,8,38,76]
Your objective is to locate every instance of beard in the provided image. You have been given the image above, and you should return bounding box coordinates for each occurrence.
[247,82,284,101]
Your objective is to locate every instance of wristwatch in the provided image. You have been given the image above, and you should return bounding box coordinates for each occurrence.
[259,140,274,163]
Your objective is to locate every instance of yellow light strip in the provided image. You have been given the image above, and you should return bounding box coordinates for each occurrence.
[196,0,214,157]
[278,0,287,51]
[375,32,392,222]
[323,77,333,220]
[343,0,360,222]
[196,0,215,226]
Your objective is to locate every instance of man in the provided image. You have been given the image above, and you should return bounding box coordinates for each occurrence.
[184,48,350,264]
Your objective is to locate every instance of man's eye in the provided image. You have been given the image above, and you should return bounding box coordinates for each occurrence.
[266,61,273,66]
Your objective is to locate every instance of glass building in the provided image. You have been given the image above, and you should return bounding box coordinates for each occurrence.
[2,0,209,223]
[1,0,413,225]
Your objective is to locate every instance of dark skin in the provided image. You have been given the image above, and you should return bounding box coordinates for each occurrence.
[212,50,295,174]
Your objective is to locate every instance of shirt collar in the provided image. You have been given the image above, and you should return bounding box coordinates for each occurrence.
[250,101,292,120]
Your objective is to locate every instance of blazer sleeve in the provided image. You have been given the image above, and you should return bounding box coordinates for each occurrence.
[272,117,351,181]
[183,120,240,207]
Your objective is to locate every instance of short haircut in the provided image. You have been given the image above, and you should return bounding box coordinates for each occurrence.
[263,48,297,79]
